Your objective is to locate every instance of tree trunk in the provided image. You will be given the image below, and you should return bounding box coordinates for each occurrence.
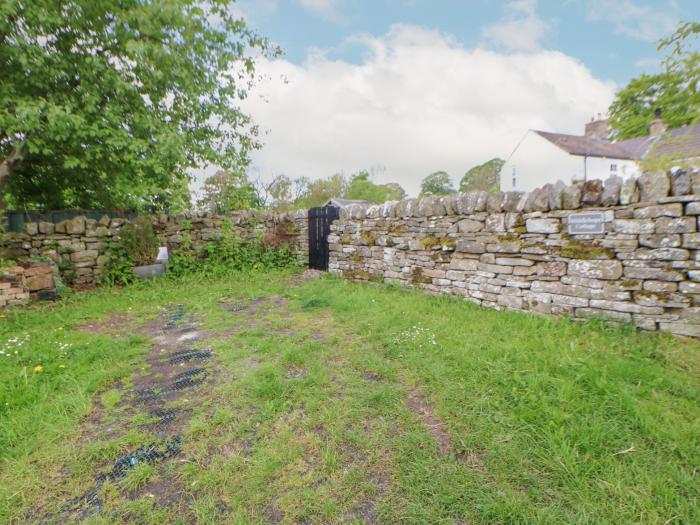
[0,161,13,210]
[0,142,24,210]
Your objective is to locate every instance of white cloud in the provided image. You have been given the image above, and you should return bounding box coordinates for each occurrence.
[584,0,679,42]
[298,0,341,19]
[481,0,551,51]
[237,24,616,197]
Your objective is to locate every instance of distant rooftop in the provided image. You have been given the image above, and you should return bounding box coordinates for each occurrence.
[534,122,700,161]
[325,198,372,208]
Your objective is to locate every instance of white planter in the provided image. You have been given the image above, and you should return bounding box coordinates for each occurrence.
[133,263,165,280]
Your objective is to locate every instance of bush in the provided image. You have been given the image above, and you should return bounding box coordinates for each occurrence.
[120,215,158,266]
[167,219,298,277]
[98,242,136,286]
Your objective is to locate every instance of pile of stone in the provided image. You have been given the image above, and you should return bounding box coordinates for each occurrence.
[0,260,57,307]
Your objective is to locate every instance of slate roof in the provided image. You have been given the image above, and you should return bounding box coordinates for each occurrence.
[325,198,371,208]
[621,123,700,160]
[534,123,700,161]
[534,130,634,160]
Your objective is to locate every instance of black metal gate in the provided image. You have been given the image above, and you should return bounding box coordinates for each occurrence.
[308,205,340,270]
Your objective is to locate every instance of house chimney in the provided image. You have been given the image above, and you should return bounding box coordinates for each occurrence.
[585,115,610,140]
[650,108,668,136]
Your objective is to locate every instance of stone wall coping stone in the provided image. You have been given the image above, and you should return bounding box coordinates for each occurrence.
[657,195,700,204]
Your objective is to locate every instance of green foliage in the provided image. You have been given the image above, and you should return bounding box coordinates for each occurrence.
[99,216,158,286]
[608,73,697,139]
[609,21,700,139]
[345,171,406,203]
[292,174,349,209]
[167,219,298,277]
[197,170,261,213]
[459,158,504,193]
[0,0,277,210]
[120,216,159,267]
[420,171,456,196]
[268,171,406,210]
[98,242,135,287]
[383,182,407,201]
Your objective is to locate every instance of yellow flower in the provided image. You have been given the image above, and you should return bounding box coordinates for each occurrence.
[58,364,65,368]
[33,365,44,373]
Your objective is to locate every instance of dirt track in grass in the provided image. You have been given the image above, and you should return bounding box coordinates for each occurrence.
[5,271,698,524]
[37,305,218,523]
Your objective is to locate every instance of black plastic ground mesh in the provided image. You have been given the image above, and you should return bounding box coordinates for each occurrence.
[64,436,181,519]
[98,436,181,482]
[172,367,208,390]
[164,304,187,329]
[51,305,215,521]
[133,367,208,404]
[150,408,179,431]
[169,349,212,364]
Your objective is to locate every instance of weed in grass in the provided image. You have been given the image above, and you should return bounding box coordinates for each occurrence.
[121,463,155,492]
[100,389,121,410]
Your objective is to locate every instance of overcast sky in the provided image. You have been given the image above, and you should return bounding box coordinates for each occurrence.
[192,0,700,198]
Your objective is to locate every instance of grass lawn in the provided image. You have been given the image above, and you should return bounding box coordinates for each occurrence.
[1,270,698,524]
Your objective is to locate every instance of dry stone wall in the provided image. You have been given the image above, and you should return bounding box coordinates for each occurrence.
[1,210,308,290]
[0,261,57,307]
[329,174,700,338]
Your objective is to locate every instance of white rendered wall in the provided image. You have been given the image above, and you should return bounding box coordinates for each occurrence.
[501,131,641,191]
[501,132,580,191]
[584,157,639,182]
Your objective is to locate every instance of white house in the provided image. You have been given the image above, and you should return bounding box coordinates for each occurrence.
[501,118,640,192]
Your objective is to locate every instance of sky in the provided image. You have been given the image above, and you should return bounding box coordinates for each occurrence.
[194,0,700,198]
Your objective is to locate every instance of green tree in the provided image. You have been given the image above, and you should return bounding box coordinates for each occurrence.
[383,182,406,201]
[346,171,384,202]
[345,171,406,203]
[197,170,260,213]
[265,175,294,210]
[293,174,349,209]
[460,158,504,193]
[0,0,275,210]
[609,21,700,139]
[420,171,455,196]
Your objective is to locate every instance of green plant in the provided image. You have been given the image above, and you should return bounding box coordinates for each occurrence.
[120,216,159,267]
[1,0,275,212]
[98,242,135,287]
[167,219,298,278]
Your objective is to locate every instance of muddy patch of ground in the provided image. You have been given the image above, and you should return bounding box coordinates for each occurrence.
[220,295,288,316]
[219,295,297,336]
[285,365,307,379]
[75,312,132,335]
[406,388,486,470]
[406,388,452,455]
[38,304,219,523]
[362,371,384,382]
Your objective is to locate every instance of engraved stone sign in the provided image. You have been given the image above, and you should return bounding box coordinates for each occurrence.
[568,212,606,235]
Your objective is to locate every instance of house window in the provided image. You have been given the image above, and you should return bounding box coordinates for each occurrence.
[610,163,618,173]
[512,166,516,188]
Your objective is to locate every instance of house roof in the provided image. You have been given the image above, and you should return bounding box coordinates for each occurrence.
[534,130,634,160]
[325,198,371,208]
[534,122,700,161]
[619,122,700,160]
